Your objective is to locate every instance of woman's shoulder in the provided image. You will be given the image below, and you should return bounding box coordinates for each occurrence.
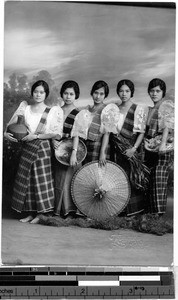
[159,99,174,110]
[158,100,174,120]
[19,100,28,108]
[68,107,80,117]
[16,100,28,112]
[48,105,63,114]
[79,104,91,111]
[103,103,119,110]
[135,103,149,112]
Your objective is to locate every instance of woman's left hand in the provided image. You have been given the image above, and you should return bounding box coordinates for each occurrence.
[22,134,37,142]
[70,151,78,167]
[124,147,136,158]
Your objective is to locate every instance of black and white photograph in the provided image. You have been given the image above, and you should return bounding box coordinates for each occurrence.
[1,0,175,269]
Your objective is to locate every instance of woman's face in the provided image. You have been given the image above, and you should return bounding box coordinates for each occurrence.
[149,85,163,103]
[33,85,46,103]
[62,88,76,105]
[92,87,105,105]
[118,84,132,103]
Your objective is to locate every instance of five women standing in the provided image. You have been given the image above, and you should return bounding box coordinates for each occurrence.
[4,77,174,221]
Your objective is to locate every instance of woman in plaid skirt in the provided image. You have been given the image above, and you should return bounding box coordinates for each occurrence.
[82,80,110,166]
[109,79,149,216]
[144,78,174,216]
[4,80,63,223]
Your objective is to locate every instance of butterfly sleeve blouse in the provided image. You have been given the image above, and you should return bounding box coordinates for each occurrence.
[7,101,64,138]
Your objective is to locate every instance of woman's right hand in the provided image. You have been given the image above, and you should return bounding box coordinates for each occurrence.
[4,131,18,143]
[52,139,61,149]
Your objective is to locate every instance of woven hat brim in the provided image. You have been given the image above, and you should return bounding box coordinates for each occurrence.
[71,160,131,221]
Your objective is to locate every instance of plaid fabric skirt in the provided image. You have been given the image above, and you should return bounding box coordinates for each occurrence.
[12,140,54,213]
[83,136,110,164]
[145,150,173,214]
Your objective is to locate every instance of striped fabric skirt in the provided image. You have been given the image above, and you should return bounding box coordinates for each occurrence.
[53,161,81,216]
[12,140,54,213]
[145,150,173,214]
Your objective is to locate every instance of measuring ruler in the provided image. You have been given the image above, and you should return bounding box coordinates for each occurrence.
[0,266,175,299]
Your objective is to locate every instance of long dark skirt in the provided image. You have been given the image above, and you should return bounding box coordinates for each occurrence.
[144,150,173,214]
[110,136,146,216]
[53,161,81,216]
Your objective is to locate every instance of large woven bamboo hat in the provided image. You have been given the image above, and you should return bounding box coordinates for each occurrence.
[71,161,131,221]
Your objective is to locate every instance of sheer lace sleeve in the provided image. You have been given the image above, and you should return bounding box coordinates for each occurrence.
[133,105,149,133]
[46,106,64,139]
[100,103,121,134]
[158,100,174,131]
[71,109,93,139]
[7,101,28,126]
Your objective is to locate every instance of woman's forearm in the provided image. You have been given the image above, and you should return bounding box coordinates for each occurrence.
[100,132,110,154]
[72,136,79,152]
[161,127,169,146]
[35,133,59,140]
[134,132,144,149]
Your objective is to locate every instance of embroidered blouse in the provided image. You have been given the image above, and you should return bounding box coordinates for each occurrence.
[100,103,148,137]
[71,104,106,141]
[146,100,174,138]
[7,101,63,137]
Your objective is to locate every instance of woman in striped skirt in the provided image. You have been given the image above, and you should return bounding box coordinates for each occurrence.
[53,80,84,218]
[4,80,63,224]
[144,78,174,216]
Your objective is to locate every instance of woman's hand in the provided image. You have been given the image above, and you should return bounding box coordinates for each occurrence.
[52,139,61,149]
[159,143,166,153]
[4,131,18,143]
[124,147,136,158]
[99,152,107,167]
[70,151,78,167]
[22,134,37,142]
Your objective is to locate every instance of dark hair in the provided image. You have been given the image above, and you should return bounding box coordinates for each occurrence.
[31,80,49,99]
[148,78,166,98]
[90,80,109,98]
[116,79,135,97]
[60,80,80,99]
